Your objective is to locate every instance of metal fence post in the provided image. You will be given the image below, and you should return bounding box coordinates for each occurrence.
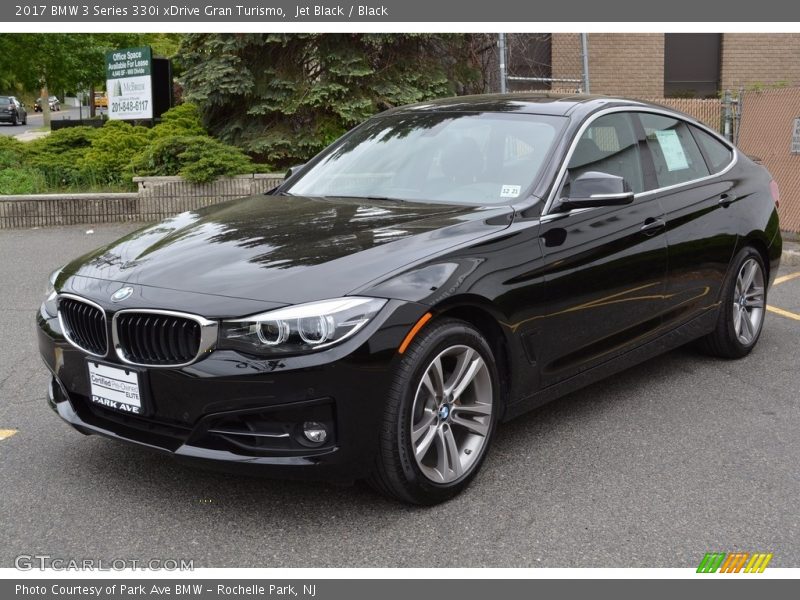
[580,33,590,94]
[498,33,507,94]
[722,89,733,141]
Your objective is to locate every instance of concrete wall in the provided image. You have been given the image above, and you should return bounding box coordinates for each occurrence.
[0,174,285,229]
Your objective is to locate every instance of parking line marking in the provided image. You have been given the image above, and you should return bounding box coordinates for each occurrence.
[767,305,800,321]
[0,429,18,441]
[774,271,800,285]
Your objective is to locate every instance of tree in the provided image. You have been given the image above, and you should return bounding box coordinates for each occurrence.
[178,34,492,168]
[0,34,178,124]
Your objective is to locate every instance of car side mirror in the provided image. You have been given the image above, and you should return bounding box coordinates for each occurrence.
[285,164,306,179]
[559,171,635,211]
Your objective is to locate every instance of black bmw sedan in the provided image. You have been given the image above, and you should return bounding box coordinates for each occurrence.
[38,94,781,504]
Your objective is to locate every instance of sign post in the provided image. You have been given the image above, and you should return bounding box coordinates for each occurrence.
[105,46,153,121]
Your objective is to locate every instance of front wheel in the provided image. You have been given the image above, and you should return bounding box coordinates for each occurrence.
[369,318,499,505]
[700,246,767,358]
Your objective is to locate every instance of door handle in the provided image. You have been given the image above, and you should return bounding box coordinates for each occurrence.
[640,217,666,235]
[718,193,736,208]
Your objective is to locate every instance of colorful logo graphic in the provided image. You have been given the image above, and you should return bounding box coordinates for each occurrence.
[697,552,773,573]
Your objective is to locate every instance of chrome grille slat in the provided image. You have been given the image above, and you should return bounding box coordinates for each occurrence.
[57,296,108,357]
[112,310,216,367]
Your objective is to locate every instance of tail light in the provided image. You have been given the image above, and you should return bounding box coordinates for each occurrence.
[769,180,780,209]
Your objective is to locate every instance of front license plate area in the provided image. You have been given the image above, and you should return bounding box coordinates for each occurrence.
[87,361,145,416]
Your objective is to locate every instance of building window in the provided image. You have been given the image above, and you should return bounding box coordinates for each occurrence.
[664,34,722,98]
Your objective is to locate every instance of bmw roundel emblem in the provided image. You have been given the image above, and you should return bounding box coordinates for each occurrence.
[111,286,134,303]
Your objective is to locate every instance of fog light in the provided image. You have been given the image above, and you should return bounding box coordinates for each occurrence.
[302,421,328,444]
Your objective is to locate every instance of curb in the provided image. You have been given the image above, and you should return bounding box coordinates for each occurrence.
[782,249,800,267]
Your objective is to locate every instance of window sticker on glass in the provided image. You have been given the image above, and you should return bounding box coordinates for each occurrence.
[500,184,522,198]
[654,130,689,171]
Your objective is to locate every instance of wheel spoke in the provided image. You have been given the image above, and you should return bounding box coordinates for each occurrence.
[745,286,764,307]
[420,372,437,400]
[733,304,742,336]
[741,261,757,292]
[451,402,492,417]
[741,310,754,341]
[429,357,445,398]
[441,425,462,479]
[449,355,483,401]
[414,423,438,460]
[450,412,489,437]
[411,410,436,443]
[445,348,475,395]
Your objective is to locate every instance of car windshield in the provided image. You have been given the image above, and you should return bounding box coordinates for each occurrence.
[0,97,11,105]
[286,111,566,205]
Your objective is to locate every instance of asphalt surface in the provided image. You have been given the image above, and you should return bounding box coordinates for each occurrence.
[0,223,798,568]
[0,106,88,137]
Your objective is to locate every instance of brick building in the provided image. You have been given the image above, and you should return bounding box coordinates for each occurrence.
[547,33,800,98]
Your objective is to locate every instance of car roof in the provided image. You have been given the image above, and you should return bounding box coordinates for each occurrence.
[395,92,656,117]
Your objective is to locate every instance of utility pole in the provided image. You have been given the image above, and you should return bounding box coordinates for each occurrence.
[498,33,507,94]
[580,33,590,94]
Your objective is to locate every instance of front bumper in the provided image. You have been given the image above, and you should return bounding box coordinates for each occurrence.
[38,299,427,481]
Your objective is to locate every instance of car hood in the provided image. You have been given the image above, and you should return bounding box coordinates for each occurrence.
[61,194,513,308]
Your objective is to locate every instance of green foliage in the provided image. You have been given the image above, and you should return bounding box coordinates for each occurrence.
[129,134,252,183]
[0,168,45,195]
[78,120,151,186]
[0,101,252,192]
[25,126,99,188]
[151,103,207,137]
[178,34,486,168]
[0,137,27,169]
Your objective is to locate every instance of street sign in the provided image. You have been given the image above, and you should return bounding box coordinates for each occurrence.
[105,46,153,120]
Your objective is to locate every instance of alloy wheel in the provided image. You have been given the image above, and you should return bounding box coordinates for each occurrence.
[732,257,765,345]
[410,344,493,484]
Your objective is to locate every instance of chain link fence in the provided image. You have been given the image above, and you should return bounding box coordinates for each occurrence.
[501,34,587,93]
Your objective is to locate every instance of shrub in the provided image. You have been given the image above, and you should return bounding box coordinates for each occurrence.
[151,103,207,137]
[130,134,252,183]
[0,137,27,169]
[78,120,151,187]
[25,126,99,188]
[0,167,46,195]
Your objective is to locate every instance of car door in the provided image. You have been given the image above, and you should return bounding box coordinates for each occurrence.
[536,111,669,386]
[634,113,739,330]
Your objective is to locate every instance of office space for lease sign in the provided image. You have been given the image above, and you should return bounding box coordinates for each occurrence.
[106,46,153,120]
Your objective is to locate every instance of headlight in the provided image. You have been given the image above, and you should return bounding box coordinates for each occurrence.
[219,297,387,356]
[41,268,61,317]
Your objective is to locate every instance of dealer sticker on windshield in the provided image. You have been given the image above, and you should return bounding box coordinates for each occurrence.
[87,362,142,415]
[500,184,522,198]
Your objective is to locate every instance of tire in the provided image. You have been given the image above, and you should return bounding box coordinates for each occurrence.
[12,113,19,126]
[22,115,26,125]
[699,246,767,359]
[369,318,499,505]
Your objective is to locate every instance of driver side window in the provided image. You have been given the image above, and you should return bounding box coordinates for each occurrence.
[564,112,644,196]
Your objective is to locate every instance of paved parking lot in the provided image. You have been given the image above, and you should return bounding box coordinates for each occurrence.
[0,224,798,568]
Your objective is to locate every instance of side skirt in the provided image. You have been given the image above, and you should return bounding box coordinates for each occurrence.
[503,307,719,422]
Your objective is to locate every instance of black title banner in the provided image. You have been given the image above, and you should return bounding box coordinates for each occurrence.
[5,0,800,22]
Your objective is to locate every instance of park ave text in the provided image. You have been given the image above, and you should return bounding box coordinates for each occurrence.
[14,4,389,18]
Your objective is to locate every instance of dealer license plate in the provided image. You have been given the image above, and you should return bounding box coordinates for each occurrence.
[87,361,143,415]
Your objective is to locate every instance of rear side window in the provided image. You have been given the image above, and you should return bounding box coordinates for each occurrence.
[638,113,709,189]
[564,112,644,194]
[691,126,733,173]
